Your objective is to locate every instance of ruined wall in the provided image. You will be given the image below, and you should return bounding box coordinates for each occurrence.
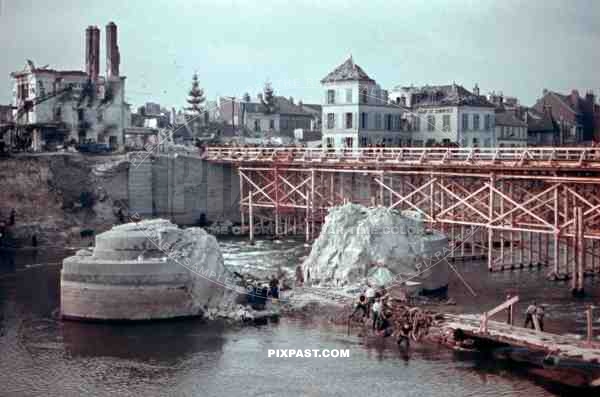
[128,154,240,225]
[0,154,129,247]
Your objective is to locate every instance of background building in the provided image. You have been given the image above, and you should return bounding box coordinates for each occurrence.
[321,57,407,149]
[389,83,496,147]
[532,89,598,145]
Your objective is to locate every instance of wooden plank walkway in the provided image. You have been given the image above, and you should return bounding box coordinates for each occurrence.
[443,313,600,362]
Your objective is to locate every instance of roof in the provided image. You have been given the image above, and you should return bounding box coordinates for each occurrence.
[526,108,558,133]
[495,110,527,127]
[244,96,314,117]
[399,84,495,108]
[320,56,375,84]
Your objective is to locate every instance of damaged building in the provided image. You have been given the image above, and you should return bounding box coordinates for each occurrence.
[9,22,130,152]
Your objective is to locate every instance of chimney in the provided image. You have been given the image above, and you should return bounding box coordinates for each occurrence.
[257,93,263,102]
[571,89,580,105]
[473,83,480,96]
[289,96,294,105]
[298,100,303,107]
[85,25,100,81]
[106,22,120,79]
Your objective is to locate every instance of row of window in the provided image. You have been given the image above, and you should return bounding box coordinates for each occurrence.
[413,113,494,132]
[326,88,381,105]
[326,112,402,130]
[498,126,527,139]
[253,119,276,132]
[325,136,500,148]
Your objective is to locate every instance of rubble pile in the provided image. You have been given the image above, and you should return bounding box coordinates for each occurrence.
[303,204,449,292]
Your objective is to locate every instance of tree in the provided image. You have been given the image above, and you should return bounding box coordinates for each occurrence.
[186,73,205,115]
[261,82,276,114]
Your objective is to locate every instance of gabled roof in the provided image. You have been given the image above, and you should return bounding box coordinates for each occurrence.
[398,84,495,108]
[321,56,375,84]
[526,108,558,133]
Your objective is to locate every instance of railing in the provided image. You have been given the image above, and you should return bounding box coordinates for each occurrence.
[204,146,600,168]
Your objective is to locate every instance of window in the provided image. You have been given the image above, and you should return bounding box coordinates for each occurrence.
[327,89,335,104]
[360,87,368,104]
[254,119,261,132]
[385,114,392,131]
[484,114,491,131]
[327,113,335,129]
[346,88,352,103]
[281,119,288,129]
[393,115,401,130]
[427,115,435,131]
[375,113,382,129]
[345,112,353,129]
[345,137,353,148]
[462,113,469,130]
[269,119,275,129]
[360,136,368,146]
[325,137,334,147]
[414,116,421,131]
[472,137,479,147]
[442,115,450,131]
[473,114,480,130]
[360,112,368,129]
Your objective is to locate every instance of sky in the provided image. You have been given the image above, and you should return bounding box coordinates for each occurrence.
[1,0,600,110]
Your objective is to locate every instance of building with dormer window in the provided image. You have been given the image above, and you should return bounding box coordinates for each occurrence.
[320,57,408,149]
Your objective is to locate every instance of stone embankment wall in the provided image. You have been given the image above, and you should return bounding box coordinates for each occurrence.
[0,153,239,248]
[128,154,240,225]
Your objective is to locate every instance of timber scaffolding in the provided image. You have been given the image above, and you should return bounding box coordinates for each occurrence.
[205,146,600,294]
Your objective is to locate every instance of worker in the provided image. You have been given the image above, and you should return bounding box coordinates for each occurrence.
[350,294,368,321]
[371,297,382,331]
[524,301,537,329]
[376,310,394,337]
[397,320,412,348]
[295,265,304,286]
[535,305,545,332]
[365,284,376,318]
[269,275,280,299]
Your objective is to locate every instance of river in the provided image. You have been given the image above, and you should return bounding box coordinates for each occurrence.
[1,239,598,396]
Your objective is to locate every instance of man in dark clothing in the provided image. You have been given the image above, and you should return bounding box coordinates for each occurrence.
[350,295,368,320]
[376,311,394,337]
[269,275,279,299]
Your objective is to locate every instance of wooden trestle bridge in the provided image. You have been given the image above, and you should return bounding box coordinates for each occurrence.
[205,146,600,293]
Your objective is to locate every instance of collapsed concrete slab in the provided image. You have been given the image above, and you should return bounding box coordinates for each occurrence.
[60,219,232,321]
[303,204,449,292]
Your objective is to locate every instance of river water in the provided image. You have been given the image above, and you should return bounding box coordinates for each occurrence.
[1,239,599,396]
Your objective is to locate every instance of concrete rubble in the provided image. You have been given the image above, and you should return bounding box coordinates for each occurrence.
[303,204,449,293]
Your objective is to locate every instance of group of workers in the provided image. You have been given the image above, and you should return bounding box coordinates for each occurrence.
[350,283,413,347]
[246,275,280,310]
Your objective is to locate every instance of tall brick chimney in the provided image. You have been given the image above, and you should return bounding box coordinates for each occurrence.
[85,25,100,81]
[106,21,120,79]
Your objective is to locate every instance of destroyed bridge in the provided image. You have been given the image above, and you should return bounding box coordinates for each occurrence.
[205,146,600,292]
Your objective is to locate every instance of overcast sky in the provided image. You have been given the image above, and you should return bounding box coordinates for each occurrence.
[1,0,599,109]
